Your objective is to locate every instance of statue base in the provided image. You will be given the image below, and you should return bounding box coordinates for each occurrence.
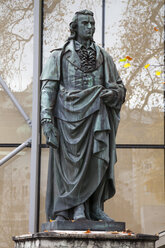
[13,231,159,248]
[41,219,125,232]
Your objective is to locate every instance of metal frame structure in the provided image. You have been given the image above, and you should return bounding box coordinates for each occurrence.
[0,76,32,128]
[102,0,105,48]
[0,138,32,166]
[29,0,42,233]
[0,0,42,233]
[0,77,32,167]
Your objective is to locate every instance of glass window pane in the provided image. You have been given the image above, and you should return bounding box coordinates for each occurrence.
[0,148,30,248]
[105,149,165,234]
[105,0,164,144]
[0,91,32,143]
[0,1,33,143]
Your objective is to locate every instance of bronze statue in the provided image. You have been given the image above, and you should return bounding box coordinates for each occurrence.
[40,10,126,222]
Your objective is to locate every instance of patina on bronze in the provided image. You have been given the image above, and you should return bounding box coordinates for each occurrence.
[40,10,126,223]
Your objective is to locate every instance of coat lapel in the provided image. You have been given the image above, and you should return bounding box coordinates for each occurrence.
[95,44,103,69]
[64,40,81,69]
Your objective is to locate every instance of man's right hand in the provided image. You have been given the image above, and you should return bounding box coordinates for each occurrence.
[42,122,59,149]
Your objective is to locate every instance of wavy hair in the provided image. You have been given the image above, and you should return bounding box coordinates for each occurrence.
[68,10,95,41]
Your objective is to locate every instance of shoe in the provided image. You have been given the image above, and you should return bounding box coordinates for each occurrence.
[55,210,69,221]
[55,215,66,221]
[91,208,114,222]
[73,204,86,220]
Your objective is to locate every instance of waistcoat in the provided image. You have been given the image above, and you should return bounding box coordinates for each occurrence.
[61,51,104,90]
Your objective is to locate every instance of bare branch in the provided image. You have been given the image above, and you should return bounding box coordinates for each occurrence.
[43,1,61,14]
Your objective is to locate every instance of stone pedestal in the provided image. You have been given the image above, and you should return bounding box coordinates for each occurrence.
[13,231,159,248]
[41,219,125,232]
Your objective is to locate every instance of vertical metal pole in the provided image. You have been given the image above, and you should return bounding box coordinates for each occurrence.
[29,0,42,233]
[102,0,105,48]
[164,16,165,201]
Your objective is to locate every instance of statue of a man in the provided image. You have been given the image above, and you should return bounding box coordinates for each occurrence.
[40,10,126,222]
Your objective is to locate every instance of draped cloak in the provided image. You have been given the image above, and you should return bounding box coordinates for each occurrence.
[40,40,126,221]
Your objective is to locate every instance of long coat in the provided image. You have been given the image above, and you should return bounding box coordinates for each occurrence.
[40,40,126,221]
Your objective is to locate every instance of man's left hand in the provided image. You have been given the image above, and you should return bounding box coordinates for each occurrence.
[100,89,115,105]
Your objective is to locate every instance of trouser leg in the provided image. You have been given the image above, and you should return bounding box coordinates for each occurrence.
[90,173,114,222]
[56,210,69,220]
[73,203,86,220]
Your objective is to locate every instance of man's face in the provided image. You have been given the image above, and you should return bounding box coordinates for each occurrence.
[77,14,95,41]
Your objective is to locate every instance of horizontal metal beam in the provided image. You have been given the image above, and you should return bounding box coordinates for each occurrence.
[0,143,31,147]
[116,144,165,149]
[0,138,32,166]
[0,75,32,127]
[0,143,164,149]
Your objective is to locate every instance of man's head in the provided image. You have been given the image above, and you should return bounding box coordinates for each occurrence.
[69,10,95,41]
